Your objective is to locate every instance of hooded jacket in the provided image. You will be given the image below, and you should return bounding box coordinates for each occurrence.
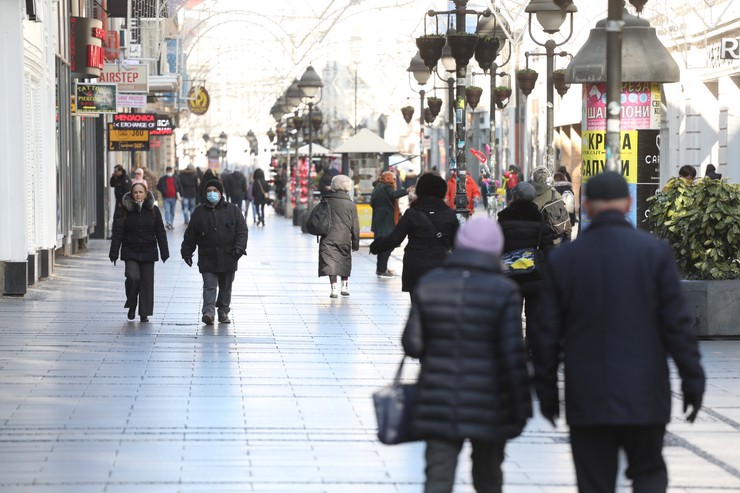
[179,166,199,199]
[109,191,169,263]
[181,198,248,273]
[318,190,360,277]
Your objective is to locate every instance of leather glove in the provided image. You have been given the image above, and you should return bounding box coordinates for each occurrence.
[352,240,360,252]
[683,390,703,423]
[231,247,244,261]
[161,256,168,264]
[109,256,117,266]
[184,257,193,267]
[540,403,559,428]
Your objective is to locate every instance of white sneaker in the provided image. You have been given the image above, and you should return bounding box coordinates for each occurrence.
[330,285,339,298]
[340,282,349,296]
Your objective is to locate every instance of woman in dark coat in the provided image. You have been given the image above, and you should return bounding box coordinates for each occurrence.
[251,168,270,226]
[318,174,360,298]
[497,182,555,345]
[403,217,532,492]
[370,171,408,277]
[369,173,458,294]
[109,181,169,322]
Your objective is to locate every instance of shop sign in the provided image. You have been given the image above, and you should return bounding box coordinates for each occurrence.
[150,116,174,136]
[116,93,147,108]
[108,123,150,151]
[75,83,117,114]
[100,63,148,93]
[187,86,210,115]
[721,37,740,59]
[70,16,105,79]
[111,113,156,130]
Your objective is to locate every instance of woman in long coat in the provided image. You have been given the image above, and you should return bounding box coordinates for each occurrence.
[251,168,270,226]
[318,174,360,298]
[370,173,458,295]
[370,171,408,277]
[109,181,169,322]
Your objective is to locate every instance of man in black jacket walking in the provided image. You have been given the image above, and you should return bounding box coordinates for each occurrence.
[181,180,248,325]
[533,171,705,493]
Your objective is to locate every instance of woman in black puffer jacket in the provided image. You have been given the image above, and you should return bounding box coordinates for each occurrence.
[109,182,169,322]
[402,217,532,493]
[370,173,458,294]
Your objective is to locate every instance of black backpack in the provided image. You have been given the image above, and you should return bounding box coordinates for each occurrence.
[306,198,333,237]
[541,190,571,238]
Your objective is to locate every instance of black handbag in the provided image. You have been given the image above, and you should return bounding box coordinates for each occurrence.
[372,356,418,445]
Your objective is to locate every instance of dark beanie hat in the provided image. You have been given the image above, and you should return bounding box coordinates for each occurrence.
[415,173,447,199]
[585,171,629,200]
[205,179,224,194]
[512,182,536,202]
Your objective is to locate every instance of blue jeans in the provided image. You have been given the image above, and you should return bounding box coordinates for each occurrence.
[181,197,196,224]
[163,197,177,226]
[201,271,235,316]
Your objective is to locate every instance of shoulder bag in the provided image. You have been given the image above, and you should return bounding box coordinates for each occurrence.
[372,356,418,445]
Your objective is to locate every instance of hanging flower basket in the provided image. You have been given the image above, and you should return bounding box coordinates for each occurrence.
[465,86,483,110]
[424,107,435,124]
[516,69,539,97]
[427,97,443,118]
[446,33,479,67]
[552,69,570,97]
[474,35,501,72]
[416,35,446,70]
[493,85,512,109]
[401,105,415,124]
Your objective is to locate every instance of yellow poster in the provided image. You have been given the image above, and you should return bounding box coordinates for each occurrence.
[357,204,374,239]
[581,130,638,184]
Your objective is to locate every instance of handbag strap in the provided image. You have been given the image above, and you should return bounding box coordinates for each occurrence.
[393,355,407,384]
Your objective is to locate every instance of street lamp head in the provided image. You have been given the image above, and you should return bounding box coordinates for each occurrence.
[298,65,323,99]
[440,41,457,73]
[408,51,432,85]
[286,78,302,108]
[181,134,189,144]
[526,0,577,34]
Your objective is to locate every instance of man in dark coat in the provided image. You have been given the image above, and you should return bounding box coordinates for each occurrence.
[317,162,339,196]
[369,173,458,294]
[533,171,706,493]
[370,171,408,277]
[109,165,132,209]
[181,179,248,325]
[403,217,532,493]
[178,164,198,225]
[227,169,248,212]
[318,174,360,298]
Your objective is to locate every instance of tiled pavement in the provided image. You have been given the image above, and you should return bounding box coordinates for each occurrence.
[0,208,739,492]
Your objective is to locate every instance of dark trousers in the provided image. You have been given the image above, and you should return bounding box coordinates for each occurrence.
[424,439,505,493]
[520,290,542,351]
[570,424,667,493]
[376,249,392,273]
[202,271,235,316]
[124,260,155,316]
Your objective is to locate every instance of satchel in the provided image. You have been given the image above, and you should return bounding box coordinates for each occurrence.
[501,225,543,278]
[372,356,418,445]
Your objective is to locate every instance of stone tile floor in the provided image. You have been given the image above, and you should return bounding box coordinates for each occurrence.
[0,208,738,492]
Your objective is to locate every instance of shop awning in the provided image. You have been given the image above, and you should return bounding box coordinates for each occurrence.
[334,128,398,154]
[297,143,336,156]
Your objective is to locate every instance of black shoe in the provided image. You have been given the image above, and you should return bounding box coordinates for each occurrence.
[127,308,135,320]
[140,316,149,322]
[217,310,231,324]
[202,313,214,325]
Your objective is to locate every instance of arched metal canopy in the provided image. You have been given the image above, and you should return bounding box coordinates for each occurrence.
[566,8,679,84]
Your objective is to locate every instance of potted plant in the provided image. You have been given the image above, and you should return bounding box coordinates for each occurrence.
[446,32,479,67]
[646,177,740,337]
[465,86,483,109]
[311,108,323,132]
[516,68,538,97]
[552,69,570,97]
[416,34,446,69]
[401,105,415,124]
[474,34,501,72]
[426,97,443,118]
[424,107,435,124]
[493,85,512,109]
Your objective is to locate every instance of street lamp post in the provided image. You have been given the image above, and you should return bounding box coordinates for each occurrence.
[297,65,323,221]
[408,52,431,171]
[525,0,577,174]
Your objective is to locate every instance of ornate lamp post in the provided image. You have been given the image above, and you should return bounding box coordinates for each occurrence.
[408,52,431,171]
[297,65,323,221]
[525,0,577,174]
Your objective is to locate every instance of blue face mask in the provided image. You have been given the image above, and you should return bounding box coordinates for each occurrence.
[206,191,220,204]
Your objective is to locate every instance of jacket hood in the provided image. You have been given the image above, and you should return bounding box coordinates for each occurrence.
[553,180,572,189]
[122,191,155,211]
[533,180,551,196]
[498,200,542,222]
[445,248,501,272]
[181,167,196,175]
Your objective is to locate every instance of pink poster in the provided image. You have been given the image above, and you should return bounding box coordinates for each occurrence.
[584,83,661,131]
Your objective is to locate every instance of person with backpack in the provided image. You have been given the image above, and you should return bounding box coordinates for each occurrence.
[318,174,360,298]
[553,171,576,240]
[531,167,572,244]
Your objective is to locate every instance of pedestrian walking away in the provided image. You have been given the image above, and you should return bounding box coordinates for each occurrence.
[157,166,182,230]
[531,167,572,244]
[370,173,458,295]
[403,216,532,493]
[179,163,199,225]
[181,179,248,326]
[317,174,360,298]
[252,168,270,226]
[370,171,409,278]
[109,181,169,323]
[533,171,706,493]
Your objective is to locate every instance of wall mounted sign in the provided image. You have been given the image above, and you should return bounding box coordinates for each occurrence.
[100,63,148,93]
[111,113,157,130]
[187,86,210,115]
[75,83,117,114]
[108,123,150,151]
[70,16,105,79]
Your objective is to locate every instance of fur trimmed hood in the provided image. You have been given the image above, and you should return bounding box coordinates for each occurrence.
[122,191,156,212]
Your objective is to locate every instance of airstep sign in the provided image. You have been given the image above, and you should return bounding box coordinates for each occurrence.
[108,123,149,151]
[100,64,148,93]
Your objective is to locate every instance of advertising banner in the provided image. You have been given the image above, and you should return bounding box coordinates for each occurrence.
[100,63,148,93]
[116,93,147,108]
[75,83,117,114]
[108,123,150,151]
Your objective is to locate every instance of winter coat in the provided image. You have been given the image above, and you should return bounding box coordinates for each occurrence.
[109,172,132,206]
[156,174,182,199]
[179,168,199,199]
[532,183,572,238]
[252,178,270,205]
[198,170,218,203]
[181,198,248,273]
[370,183,408,237]
[225,170,248,200]
[445,174,481,215]
[534,210,706,426]
[109,191,169,263]
[402,248,532,442]
[318,167,339,195]
[318,191,360,277]
[497,200,556,296]
[369,196,459,292]
[553,180,577,225]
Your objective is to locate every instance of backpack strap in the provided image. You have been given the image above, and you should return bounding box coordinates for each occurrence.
[415,209,450,250]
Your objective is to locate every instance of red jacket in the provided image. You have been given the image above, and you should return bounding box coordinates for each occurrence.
[445,174,481,215]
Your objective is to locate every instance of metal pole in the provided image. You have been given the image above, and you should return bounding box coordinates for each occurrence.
[605,0,623,172]
[448,77,455,177]
[308,101,314,205]
[419,88,425,171]
[489,63,497,182]
[545,39,556,173]
[454,0,469,221]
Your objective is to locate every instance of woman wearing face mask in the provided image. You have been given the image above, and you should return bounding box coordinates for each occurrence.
[109,181,169,322]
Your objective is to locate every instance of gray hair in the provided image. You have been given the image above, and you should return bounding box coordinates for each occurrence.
[331,174,353,193]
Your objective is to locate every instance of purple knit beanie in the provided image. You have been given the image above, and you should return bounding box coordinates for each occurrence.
[454,217,504,257]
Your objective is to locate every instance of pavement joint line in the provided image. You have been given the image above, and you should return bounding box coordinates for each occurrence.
[664,431,740,479]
